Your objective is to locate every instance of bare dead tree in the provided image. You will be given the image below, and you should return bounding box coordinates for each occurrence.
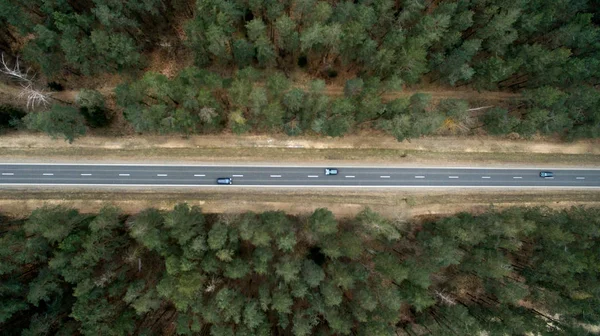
[205,277,221,293]
[94,270,117,288]
[18,82,50,109]
[1,53,33,81]
[434,290,457,306]
[199,107,217,123]
[1,53,50,110]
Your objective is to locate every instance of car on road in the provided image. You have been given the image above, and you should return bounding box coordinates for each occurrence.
[539,171,554,178]
[325,168,338,175]
[216,177,233,185]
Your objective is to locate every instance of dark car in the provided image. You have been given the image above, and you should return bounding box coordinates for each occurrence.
[216,177,233,185]
[325,168,338,175]
[539,171,554,178]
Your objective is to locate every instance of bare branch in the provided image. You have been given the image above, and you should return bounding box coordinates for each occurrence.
[468,106,494,111]
[94,270,116,288]
[205,277,221,293]
[199,107,217,123]
[1,53,31,83]
[18,83,50,110]
[1,53,51,110]
[434,290,457,306]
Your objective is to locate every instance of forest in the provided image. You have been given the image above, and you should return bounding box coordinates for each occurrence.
[1,204,599,335]
[0,0,599,142]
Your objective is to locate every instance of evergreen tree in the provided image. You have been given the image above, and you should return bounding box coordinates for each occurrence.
[23,105,86,143]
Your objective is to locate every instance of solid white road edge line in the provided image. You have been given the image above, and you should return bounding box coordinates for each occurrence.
[3,163,599,170]
[1,183,599,189]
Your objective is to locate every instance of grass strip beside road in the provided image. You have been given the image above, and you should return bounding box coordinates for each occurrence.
[1,146,599,167]
[1,188,598,219]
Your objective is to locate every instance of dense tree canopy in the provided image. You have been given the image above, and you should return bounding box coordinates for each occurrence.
[1,0,600,140]
[178,0,600,91]
[1,204,599,335]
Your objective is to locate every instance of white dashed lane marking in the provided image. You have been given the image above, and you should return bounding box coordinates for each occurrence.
[232,175,244,177]
[449,176,459,179]
[482,176,491,179]
[119,174,130,177]
[2,173,14,176]
[42,173,54,176]
[345,176,355,178]
[270,175,282,178]
[308,175,319,178]
[415,176,425,179]
[513,176,522,179]
[81,174,92,176]
[576,177,585,180]
[157,174,168,177]
[194,174,206,177]
[380,176,390,178]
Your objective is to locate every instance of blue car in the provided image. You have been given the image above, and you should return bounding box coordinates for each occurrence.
[539,171,553,178]
[216,177,233,185]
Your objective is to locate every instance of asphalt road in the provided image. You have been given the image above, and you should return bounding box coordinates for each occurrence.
[0,163,598,188]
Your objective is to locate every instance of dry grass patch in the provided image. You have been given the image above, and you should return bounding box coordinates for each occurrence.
[1,133,599,167]
[0,187,598,219]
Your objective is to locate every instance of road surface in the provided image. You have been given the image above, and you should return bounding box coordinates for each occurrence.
[0,163,598,188]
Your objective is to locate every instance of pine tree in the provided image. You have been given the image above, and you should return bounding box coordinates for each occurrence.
[23,105,87,143]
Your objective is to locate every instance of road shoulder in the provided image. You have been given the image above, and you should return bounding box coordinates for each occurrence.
[1,133,599,167]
